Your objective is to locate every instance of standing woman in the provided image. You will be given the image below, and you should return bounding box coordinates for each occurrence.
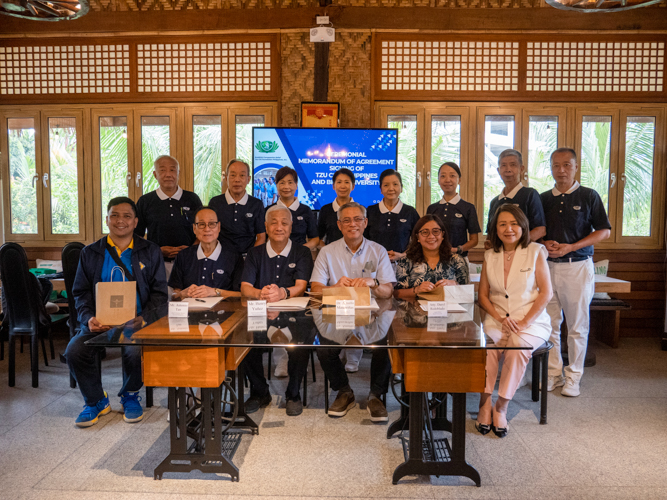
[269,166,320,250]
[394,214,469,299]
[476,204,552,438]
[365,169,420,262]
[318,167,355,245]
[426,162,481,259]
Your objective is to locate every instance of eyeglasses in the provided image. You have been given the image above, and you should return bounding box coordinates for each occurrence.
[195,222,219,229]
[418,228,443,237]
[340,217,366,226]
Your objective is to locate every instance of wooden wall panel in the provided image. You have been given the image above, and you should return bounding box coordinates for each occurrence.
[280,32,314,127]
[328,31,372,129]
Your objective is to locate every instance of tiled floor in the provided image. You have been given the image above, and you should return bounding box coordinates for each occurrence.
[1,335,666,500]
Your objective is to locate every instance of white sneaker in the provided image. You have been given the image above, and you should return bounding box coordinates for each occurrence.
[547,375,565,392]
[274,357,288,378]
[561,377,580,397]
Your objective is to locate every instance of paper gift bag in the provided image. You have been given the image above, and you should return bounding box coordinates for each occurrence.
[322,307,372,326]
[95,280,136,326]
[322,286,371,307]
[418,284,475,303]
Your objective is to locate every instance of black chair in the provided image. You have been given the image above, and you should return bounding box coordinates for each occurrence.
[267,348,317,406]
[0,242,53,388]
[531,340,554,425]
[62,242,85,389]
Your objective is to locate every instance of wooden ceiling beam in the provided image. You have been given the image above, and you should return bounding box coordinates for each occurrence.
[1,7,667,35]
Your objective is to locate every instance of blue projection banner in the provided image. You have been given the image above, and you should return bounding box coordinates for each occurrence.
[252,128,398,209]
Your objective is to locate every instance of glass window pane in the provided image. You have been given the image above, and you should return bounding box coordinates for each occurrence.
[141,116,170,194]
[48,117,79,235]
[7,118,38,234]
[193,115,222,205]
[527,116,558,195]
[580,116,612,213]
[430,115,461,205]
[483,115,515,228]
[236,115,265,196]
[388,115,417,209]
[99,116,129,233]
[622,116,656,237]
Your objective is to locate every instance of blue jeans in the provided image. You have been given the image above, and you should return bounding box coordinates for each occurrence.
[65,328,143,406]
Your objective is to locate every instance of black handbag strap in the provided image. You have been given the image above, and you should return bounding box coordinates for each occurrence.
[105,242,135,282]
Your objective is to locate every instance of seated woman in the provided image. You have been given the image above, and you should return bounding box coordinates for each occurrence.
[476,204,552,438]
[168,207,243,300]
[394,214,469,299]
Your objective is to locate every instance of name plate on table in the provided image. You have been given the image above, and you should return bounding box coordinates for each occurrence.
[336,300,355,316]
[247,316,268,331]
[335,315,356,329]
[248,300,267,316]
[427,317,448,332]
[427,301,448,317]
[169,302,189,318]
[168,317,190,332]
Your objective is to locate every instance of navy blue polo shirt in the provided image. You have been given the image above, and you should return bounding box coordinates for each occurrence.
[135,187,202,250]
[540,181,611,261]
[241,240,314,290]
[427,195,481,256]
[365,201,420,253]
[486,184,546,233]
[168,242,243,292]
[317,199,350,244]
[268,199,318,246]
[209,191,266,255]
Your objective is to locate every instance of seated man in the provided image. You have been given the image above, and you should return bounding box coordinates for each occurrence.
[169,207,243,300]
[310,201,396,422]
[66,197,168,427]
[240,205,314,416]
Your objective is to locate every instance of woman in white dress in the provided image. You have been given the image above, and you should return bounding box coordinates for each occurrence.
[477,204,553,438]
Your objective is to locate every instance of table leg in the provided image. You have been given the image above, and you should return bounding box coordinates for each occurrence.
[391,392,480,487]
[230,367,259,434]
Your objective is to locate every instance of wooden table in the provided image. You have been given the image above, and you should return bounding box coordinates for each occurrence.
[468,273,631,294]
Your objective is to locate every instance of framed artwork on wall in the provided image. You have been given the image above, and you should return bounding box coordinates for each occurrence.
[301,102,340,128]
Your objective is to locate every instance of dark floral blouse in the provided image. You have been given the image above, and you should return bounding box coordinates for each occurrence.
[394,254,469,289]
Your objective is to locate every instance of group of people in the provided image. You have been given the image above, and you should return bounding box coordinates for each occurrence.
[65,147,610,438]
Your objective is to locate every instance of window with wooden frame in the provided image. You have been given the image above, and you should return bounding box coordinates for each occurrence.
[375,102,665,249]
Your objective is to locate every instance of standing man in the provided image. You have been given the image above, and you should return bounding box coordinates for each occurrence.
[485,149,546,247]
[310,202,396,422]
[541,148,611,397]
[239,205,314,416]
[66,197,168,427]
[135,155,202,277]
[209,159,266,255]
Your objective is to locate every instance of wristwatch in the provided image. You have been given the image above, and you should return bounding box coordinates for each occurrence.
[283,287,291,299]
[215,288,221,297]
[373,278,380,288]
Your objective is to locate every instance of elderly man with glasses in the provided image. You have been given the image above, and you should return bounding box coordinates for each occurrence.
[168,207,243,300]
[310,201,396,422]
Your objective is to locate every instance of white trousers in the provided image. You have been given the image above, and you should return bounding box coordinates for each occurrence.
[546,259,595,382]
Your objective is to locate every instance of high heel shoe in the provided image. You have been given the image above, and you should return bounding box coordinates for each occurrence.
[491,407,508,438]
[475,406,492,435]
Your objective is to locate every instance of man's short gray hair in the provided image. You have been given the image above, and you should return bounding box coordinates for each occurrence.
[337,202,367,220]
[498,149,523,166]
[226,158,250,176]
[265,204,292,222]
[153,155,180,171]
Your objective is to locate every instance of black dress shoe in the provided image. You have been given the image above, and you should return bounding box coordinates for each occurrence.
[245,393,272,414]
[475,422,492,435]
[492,425,508,438]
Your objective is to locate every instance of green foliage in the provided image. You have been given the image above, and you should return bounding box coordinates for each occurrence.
[141,125,169,195]
[389,120,417,208]
[527,120,558,195]
[48,125,79,234]
[622,120,655,237]
[8,129,38,234]
[100,126,129,232]
[430,119,462,204]
[236,122,263,196]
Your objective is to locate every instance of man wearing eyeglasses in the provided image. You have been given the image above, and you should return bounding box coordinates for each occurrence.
[168,207,243,300]
[135,155,203,277]
[310,202,396,422]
